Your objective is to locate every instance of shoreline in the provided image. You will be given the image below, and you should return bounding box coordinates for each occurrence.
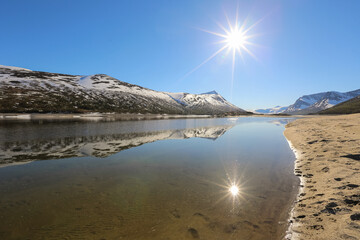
[0,112,303,122]
[284,136,303,240]
[0,113,214,121]
[284,114,360,240]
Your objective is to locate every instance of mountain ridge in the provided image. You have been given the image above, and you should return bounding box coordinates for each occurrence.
[255,89,360,115]
[254,106,288,114]
[283,89,360,114]
[0,65,246,115]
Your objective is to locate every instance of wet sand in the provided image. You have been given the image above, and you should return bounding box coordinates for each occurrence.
[284,114,360,240]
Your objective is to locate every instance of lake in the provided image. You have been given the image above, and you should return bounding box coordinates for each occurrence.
[0,117,298,240]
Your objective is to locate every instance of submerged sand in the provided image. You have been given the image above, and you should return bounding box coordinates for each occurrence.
[285,114,360,240]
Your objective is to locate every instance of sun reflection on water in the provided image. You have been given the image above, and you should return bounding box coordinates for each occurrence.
[193,159,251,212]
[229,184,239,196]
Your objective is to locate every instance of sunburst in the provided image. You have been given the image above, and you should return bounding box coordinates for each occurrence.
[182,10,263,94]
[229,184,240,196]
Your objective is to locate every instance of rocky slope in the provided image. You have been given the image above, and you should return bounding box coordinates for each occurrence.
[0,65,246,115]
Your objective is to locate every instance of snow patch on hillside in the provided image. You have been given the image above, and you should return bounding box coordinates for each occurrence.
[0,65,31,71]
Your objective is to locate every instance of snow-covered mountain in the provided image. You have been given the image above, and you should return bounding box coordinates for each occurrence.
[254,89,360,115]
[0,125,233,165]
[283,89,360,114]
[166,90,241,114]
[254,106,288,114]
[319,95,360,114]
[0,65,246,115]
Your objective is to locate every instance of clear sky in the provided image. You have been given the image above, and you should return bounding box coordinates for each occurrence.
[1,0,359,110]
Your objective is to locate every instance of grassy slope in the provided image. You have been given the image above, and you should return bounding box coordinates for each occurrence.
[319,96,360,114]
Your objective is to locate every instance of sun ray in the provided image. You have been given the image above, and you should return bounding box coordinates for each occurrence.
[231,48,236,100]
[243,41,265,49]
[239,16,249,32]
[242,15,266,36]
[214,40,229,45]
[197,27,228,38]
[243,32,266,39]
[224,11,233,32]
[237,47,245,64]
[215,21,231,35]
[242,45,258,61]
[235,3,239,28]
[181,45,228,80]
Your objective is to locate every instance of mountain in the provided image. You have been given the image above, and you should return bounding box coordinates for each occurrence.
[0,65,246,115]
[254,106,288,114]
[283,89,360,114]
[166,91,242,115]
[319,95,360,114]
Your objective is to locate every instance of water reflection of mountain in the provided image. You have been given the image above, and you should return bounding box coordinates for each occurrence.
[0,125,233,165]
[267,118,295,126]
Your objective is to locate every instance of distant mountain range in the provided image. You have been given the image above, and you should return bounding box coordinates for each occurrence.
[255,89,360,115]
[0,65,246,115]
[254,106,288,114]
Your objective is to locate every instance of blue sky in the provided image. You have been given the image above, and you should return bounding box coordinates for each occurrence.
[1,0,359,110]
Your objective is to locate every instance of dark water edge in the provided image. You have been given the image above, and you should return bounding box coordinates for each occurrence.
[0,117,299,240]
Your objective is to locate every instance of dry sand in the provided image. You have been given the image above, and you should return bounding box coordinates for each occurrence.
[285,114,360,240]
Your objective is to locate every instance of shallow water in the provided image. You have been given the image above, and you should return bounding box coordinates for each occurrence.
[0,117,298,240]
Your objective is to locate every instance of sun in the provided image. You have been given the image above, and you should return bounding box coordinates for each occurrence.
[226,29,246,50]
[181,10,263,87]
[205,16,259,63]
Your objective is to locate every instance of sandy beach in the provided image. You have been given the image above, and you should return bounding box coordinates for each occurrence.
[285,114,360,240]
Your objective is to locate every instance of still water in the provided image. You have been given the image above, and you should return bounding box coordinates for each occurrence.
[0,117,298,240]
